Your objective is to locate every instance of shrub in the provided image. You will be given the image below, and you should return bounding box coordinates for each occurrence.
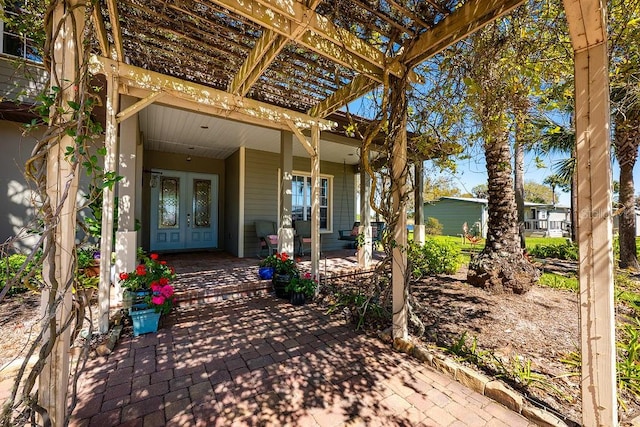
[408,238,461,277]
[0,253,42,296]
[528,241,578,260]
[424,217,443,235]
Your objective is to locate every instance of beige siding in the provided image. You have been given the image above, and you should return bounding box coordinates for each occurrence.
[243,148,358,256]
[224,150,241,255]
[0,57,47,103]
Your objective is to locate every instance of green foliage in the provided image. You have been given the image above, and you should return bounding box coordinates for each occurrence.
[528,241,578,260]
[524,180,556,204]
[0,253,42,296]
[424,217,443,235]
[539,273,578,292]
[77,247,98,269]
[326,290,387,331]
[285,272,318,298]
[408,238,461,277]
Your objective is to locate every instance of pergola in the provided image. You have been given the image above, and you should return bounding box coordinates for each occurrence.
[42,0,615,425]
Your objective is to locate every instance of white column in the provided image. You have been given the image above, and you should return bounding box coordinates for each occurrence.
[414,162,425,244]
[39,1,84,424]
[311,125,320,279]
[564,1,617,425]
[278,131,294,255]
[115,95,140,299]
[98,72,119,333]
[358,157,372,268]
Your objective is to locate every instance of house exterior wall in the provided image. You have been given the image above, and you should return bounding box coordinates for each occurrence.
[423,199,485,237]
[141,150,226,251]
[224,149,241,255]
[243,148,357,257]
[0,57,47,103]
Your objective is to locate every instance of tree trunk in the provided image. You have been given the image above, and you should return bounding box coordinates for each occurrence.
[514,133,526,249]
[468,118,539,294]
[615,112,640,270]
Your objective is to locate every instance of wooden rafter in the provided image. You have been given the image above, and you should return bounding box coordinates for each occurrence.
[105,0,124,61]
[91,56,336,131]
[309,74,377,118]
[91,3,109,56]
[401,0,526,66]
[309,0,526,118]
[209,0,403,81]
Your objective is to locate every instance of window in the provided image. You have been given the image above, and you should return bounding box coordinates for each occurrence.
[291,173,332,230]
[1,1,42,62]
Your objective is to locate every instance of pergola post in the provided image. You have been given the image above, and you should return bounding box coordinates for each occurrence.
[39,0,85,423]
[414,162,425,245]
[279,131,295,255]
[564,1,617,425]
[98,72,119,333]
[310,125,321,278]
[358,155,372,268]
[391,76,409,340]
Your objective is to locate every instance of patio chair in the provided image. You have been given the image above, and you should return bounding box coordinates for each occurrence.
[255,220,278,256]
[294,220,312,256]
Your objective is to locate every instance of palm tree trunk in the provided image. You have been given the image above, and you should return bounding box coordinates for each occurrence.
[467,121,539,293]
[514,130,526,249]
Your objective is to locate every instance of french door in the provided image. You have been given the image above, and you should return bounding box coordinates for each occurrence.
[150,170,218,251]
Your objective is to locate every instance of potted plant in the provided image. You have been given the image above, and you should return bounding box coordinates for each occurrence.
[258,256,276,280]
[268,252,298,298]
[119,253,176,336]
[285,272,318,306]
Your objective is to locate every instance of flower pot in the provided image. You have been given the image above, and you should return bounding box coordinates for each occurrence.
[131,307,161,336]
[290,291,306,306]
[123,289,151,310]
[272,273,291,299]
[258,266,274,280]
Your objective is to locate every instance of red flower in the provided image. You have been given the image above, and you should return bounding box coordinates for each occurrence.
[151,282,162,292]
[160,260,167,265]
[119,272,129,281]
[152,295,165,305]
[159,277,169,286]
[169,266,175,275]
[281,252,289,261]
[160,285,174,298]
[150,253,159,260]
[136,265,147,276]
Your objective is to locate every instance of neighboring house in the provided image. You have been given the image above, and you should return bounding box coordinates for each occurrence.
[423,197,571,238]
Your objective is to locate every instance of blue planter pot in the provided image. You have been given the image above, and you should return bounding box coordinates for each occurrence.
[258,266,274,280]
[131,307,161,336]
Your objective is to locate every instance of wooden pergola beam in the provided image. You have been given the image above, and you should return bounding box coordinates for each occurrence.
[91,56,335,131]
[209,0,401,82]
[105,0,124,61]
[309,74,378,118]
[91,3,109,57]
[401,0,525,65]
[309,0,525,118]
[285,119,315,157]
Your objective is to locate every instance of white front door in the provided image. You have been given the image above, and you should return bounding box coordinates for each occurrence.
[150,170,219,251]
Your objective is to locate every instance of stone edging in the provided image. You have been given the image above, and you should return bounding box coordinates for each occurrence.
[385,334,570,427]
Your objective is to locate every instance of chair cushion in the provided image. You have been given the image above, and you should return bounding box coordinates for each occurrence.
[350,225,359,236]
[267,235,278,245]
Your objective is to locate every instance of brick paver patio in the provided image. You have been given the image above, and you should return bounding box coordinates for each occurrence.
[70,295,532,426]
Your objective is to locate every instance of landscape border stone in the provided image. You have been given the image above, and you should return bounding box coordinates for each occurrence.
[389,335,570,427]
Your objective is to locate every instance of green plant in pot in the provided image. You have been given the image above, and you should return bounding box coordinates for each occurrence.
[119,253,176,309]
[285,272,317,306]
[267,252,298,298]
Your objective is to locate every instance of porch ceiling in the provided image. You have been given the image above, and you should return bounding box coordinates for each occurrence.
[93,0,524,125]
[139,103,362,163]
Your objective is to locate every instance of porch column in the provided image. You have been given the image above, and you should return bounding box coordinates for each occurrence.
[98,71,119,333]
[115,95,140,300]
[358,154,372,268]
[279,131,294,255]
[414,162,425,244]
[39,0,84,423]
[390,76,409,340]
[564,0,617,425]
[310,125,320,279]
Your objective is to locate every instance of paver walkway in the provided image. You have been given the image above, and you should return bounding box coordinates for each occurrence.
[71,296,533,426]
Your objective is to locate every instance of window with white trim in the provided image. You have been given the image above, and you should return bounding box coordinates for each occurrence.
[1,2,43,63]
[292,173,332,230]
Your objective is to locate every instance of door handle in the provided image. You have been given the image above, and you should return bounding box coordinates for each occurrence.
[187,213,191,228]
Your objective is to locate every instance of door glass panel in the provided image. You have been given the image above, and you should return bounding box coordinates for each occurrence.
[193,179,211,228]
[159,177,179,228]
